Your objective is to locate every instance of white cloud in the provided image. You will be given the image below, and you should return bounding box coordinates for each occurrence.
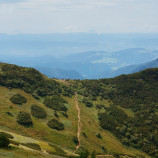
[0,0,158,34]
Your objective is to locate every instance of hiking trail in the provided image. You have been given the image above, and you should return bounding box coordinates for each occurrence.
[74,92,82,153]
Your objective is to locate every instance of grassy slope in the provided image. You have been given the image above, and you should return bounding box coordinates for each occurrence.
[0,83,150,157]
[76,95,150,157]
[0,86,77,155]
[0,147,64,158]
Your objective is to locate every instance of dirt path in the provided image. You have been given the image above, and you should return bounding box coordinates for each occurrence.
[74,92,82,153]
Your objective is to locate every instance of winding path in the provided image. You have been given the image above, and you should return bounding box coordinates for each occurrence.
[74,92,82,153]
[73,94,113,157]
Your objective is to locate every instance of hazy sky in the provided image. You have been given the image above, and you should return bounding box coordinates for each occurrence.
[0,0,158,34]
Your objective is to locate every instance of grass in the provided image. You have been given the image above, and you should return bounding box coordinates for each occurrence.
[21,143,41,151]
[117,106,135,118]
[0,86,76,156]
[0,85,151,157]
[0,146,64,158]
[77,94,150,157]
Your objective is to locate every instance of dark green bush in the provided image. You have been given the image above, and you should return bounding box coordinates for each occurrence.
[91,151,96,158]
[6,112,13,117]
[96,104,105,109]
[61,112,68,118]
[96,133,102,139]
[98,113,116,131]
[54,111,59,118]
[10,94,27,105]
[0,132,13,139]
[0,134,10,148]
[31,105,47,119]
[82,98,93,108]
[85,101,93,108]
[72,136,79,145]
[47,119,64,130]
[79,149,90,158]
[44,95,68,111]
[83,132,87,138]
[17,111,33,126]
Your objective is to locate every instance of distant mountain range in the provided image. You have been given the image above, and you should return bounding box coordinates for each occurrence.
[99,57,158,78]
[1,33,158,79]
[0,48,158,79]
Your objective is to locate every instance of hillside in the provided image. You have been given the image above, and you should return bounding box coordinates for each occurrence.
[0,63,157,157]
[35,67,84,79]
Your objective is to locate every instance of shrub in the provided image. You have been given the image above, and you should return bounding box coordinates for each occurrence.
[31,105,47,119]
[6,112,13,117]
[72,136,79,145]
[91,151,96,158]
[82,98,93,108]
[96,133,102,139]
[102,146,106,153]
[61,112,68,118]
[43,95,68,111]
[98,113,116,131]
[96,104,105,109]
[0,134,10,148]
[85,101,93,108]
[54,111,59,118]
[0,132,13,139]
[83,132,87,138]
[17,111,33,126]
[80,149,90,158]
[47,119,64,130]
[10,94,27,105]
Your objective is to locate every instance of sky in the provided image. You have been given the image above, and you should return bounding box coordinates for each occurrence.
[0,0,158,34]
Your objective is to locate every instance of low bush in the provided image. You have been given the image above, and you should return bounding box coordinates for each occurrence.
[61,112,68,118]
[0,134,10,148]
[96,133,102,139]
[96,104,105,110]
[82,98,93,108]
[47,119,64,130]
[0,132,13,139]
[17,111,33,126]
[10,94,27,105]
[44,95,68,111]
[6,112,13,117]
[83,132,87,138]
[72,136,79,145]
[31,105,47,119]
[85,101,93,108]
[54,111,59,118]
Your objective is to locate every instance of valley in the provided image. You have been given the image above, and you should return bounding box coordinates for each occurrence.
[0,63,157,157]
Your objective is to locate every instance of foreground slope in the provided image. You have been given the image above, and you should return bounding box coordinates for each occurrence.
[71,68,158,157]
[0,63,155,157]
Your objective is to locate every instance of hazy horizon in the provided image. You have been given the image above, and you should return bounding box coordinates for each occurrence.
[0,0,158,34]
